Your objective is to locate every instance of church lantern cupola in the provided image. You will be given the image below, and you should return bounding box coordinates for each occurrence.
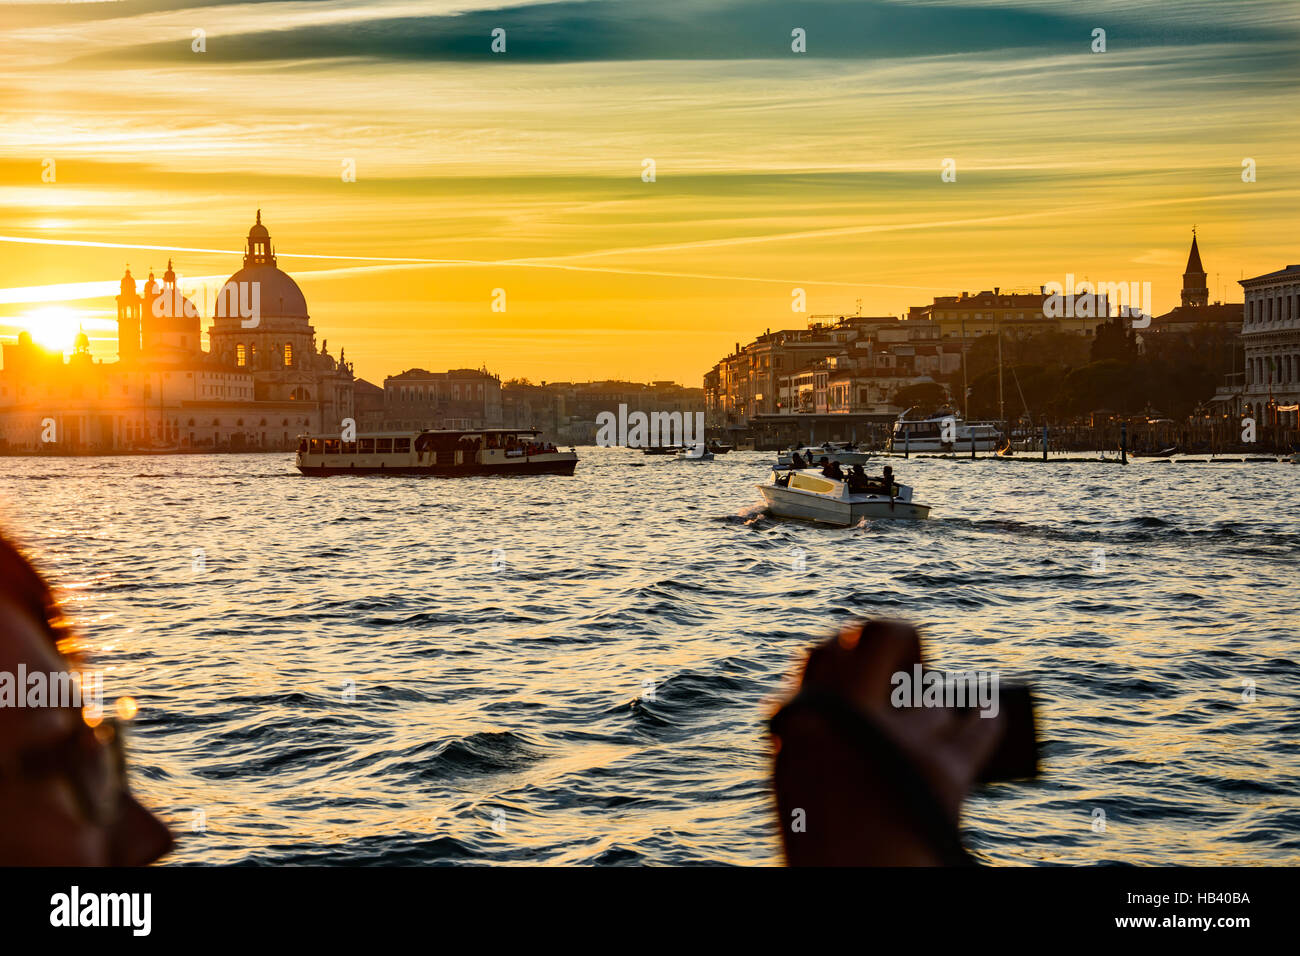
[244,209,276,268]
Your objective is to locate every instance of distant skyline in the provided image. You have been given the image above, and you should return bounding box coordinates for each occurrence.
[2,0,1298,385]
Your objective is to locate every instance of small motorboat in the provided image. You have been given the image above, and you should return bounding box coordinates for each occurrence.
[707,441,733,455]
[757,468,931,525]
[777,441,870,467]
[676,442,715,461]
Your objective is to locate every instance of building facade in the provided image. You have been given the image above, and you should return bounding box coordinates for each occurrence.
[382,368,504,430]
[905,288,1106,339]
[1239,263,1300,426]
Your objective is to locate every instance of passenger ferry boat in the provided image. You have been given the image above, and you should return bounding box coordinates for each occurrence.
[295,428,577,476]
[888,410,1004,453]
[758,468,931,525]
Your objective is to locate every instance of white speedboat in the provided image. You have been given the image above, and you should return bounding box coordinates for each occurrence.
[757,468,931,525]
[889,410,1003,453]
[777,441,871,467]
[676,442,714,461]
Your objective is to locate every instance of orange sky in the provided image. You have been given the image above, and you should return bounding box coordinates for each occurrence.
[2,0,1298,386]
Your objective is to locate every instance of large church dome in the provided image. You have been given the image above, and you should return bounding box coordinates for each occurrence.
[214,211,308,320]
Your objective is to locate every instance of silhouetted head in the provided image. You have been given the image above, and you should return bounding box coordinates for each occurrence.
[0,534,173,865]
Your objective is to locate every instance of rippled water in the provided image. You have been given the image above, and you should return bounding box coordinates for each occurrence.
[1,448,1297,865]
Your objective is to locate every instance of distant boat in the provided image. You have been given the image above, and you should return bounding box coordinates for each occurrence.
[777,441,870,467]
[296,428,577,476]
[889,410,1003,453]
[758,468,931,525]
[676,442,714,461]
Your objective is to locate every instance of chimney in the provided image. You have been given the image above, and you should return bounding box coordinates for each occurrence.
[994,286,1000,295]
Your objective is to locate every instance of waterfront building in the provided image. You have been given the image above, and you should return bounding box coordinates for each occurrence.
[905,287,1106,339]
[1239,263,1300,426]
[383,368,504,431]
[0,213,355,453]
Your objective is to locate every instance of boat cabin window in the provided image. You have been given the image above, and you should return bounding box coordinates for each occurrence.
[376,438,393,453]
[358,438,374,454]
[323,439,341,454]
[342,441,357,454]
[309,438,323,454]
[393,437,411,453]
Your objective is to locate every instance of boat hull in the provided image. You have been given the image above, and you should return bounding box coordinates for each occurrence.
[758,484,931,525]
[887,436,1001,453]
[298,458,577,477]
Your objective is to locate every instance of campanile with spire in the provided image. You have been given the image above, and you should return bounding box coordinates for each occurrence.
[1181,231,1209,308]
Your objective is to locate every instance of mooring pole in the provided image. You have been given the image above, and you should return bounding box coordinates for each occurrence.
[904,431,910,459]
[1042,424,1048,461]
[1121,422,1128,464]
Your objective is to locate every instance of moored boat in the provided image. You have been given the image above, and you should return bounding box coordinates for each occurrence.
[889,409,1003,453]
[777,441,871,467]
[757,468,931,525]
[295,428,577,476]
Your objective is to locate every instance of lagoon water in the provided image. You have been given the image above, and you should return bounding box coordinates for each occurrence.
[1,447,1297,865]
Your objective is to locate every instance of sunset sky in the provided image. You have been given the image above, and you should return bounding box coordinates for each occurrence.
[2,0,1298,386]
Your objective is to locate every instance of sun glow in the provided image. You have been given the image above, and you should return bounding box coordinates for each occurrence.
[23,305,87,353]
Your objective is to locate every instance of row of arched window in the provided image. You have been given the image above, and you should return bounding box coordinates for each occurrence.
[235,342,295,367]
[1246,290,1299,328]
[1248,354,1300,386]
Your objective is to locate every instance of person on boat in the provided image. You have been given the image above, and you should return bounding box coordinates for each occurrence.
[847,463,869,492]
[826,461,846,481]
[879,465,895,496]
[791,451,807,469]
[818,456,833,477]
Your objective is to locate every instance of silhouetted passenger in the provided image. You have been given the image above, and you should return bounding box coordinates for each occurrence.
[0,533,174,864]
[791,452,806,469]
[881,465,895,496]
[848,463,868,492]
[828,461,846,481]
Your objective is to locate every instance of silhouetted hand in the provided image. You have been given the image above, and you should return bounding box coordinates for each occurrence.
[770,619,1007,865]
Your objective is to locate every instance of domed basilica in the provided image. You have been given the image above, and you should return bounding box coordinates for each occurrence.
[0,213,355,453]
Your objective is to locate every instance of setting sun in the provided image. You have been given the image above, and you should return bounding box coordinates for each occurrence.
[23,305,85,354]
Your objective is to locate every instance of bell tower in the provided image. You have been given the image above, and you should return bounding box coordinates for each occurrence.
[1181,230,1209,308]
[116,266,141,361]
